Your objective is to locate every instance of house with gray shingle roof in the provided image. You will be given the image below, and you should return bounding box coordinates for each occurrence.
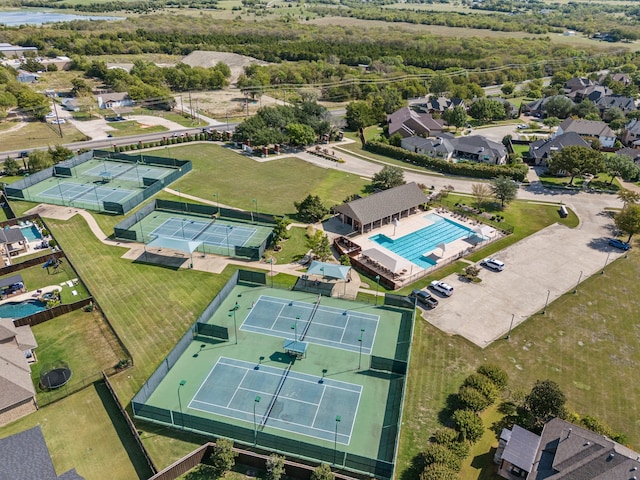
[496,425,541,479]
[0,318,38,427]
[529,132,590,166]
[622,118,640,147]
[0,426,85,479]
[386,107,444,138]
[334,182,428,234]
[616,147,640,165]
[595,94,637,115]
[452,135,508,165]
[425,96,465,114]
[400,134,455,160]
[563,77,595,94]
[555,118,617,148]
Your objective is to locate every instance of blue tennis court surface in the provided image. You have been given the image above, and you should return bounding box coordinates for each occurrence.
[189,357,360,444]
[241,296,379,354]
[84,162,170,182]
[39,181,133,205]
[370,214,479,269]
[150,217,257,247]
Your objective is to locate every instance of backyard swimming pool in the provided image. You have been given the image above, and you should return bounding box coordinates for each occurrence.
[20,225,41,242]
[0,299,47,319]
[370,215,478,269]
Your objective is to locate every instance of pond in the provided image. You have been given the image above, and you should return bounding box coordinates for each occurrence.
[0,11,124,26]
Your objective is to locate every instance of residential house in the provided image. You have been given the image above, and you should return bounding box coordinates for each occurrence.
[568,85,611,104]
[387,107,444,138]
[0,227,27,257]
[0,426,85,479]
[522,96,575,119]
[496,418,640,480]
[0,318,38,427]
[452,135,508,165]
[400,134,455,161]
[529,132,590,166]
[599,72,632,87]
[61,98,81,112]
[563,77,595,94]
[555,118,616,148]
[0,43,37,58]
[595,94,637,116]
[16,70,39,83]
[622,118,640,147]
[615,147,640,165]
[498,98,519,119]
[95,92,134,110]
[425,96,465,114]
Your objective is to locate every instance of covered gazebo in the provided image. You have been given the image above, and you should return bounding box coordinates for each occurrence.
[334,182,428,234]
[296,260,352,297]
[145,236,203,268]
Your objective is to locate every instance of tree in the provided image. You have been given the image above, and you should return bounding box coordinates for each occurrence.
[27,150,52,173]
[618,188,640,206]
[208,438,237,477]
[420,463,458,480]
[3,156,20,175]
[345,101,375,131]
[371,165,405,190]
[614,204,640,243]
[305,229,332,261]
[421,443,462,471]
[458,386,491,412]
[524,380,566,431]
[603,154,640,184]
[48,145,73,165]
[477,364,508,389]
[429,74,453,97]
[471,183,492,208]
[442,105,467,130]
[272,216,291,247]
[501,82,515,96]
[265,454,286,480]
[451,409,484,443]
[286,122,316,146]
[573,100,599,119]
[468,98,506,123]
[490,176,518,208]
[547,145,604,185]
[544,96,574,119]
[311,463,334,480]
[294,195,328,223]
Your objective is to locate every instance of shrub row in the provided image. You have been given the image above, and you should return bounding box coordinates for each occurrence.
[112,131,228,153]
[419,364,509,479]
[364,141,528,182]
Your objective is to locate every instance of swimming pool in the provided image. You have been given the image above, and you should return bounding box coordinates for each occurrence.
[20,225,41,242]
[0,299,47,319]
[370,215,478,269]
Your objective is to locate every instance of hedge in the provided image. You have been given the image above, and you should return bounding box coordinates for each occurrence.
[112,131,226,153]
[364,141,528,182]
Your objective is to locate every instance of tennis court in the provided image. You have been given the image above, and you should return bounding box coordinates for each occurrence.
[150,217,257,248]
[84,162,171,183]
[241,295,379,354]
[39,181,133,206]
[189,357,360,444]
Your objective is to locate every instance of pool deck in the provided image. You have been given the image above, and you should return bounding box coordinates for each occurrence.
[0,284,62,306]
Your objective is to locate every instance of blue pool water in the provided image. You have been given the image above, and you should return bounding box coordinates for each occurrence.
[370,215,478,269]
[21,225,41,242]
[0,299,46,319]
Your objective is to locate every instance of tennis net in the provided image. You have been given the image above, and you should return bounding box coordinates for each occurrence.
[260,362,292,427]
[300,299,321,341]
[193,219,215,240]
[111,164,137,180]
[69,186,92,202]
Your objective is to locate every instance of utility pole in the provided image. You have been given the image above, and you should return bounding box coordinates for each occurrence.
[188,92,193,122]
[52,101,63,138]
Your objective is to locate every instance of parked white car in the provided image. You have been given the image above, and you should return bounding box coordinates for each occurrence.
[481,258,505,271]
[51,119,66,125]
[429,281,454,297]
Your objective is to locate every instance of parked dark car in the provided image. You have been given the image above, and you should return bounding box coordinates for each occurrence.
[608,238,631,251]
[410,289,439,309]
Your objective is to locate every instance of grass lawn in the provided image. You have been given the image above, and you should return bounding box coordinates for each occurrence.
[30,308,128,405]
[108,120,168,137]
[459,404,503,480]
[132,108,206,127]
[167,143,368,216]
[0,261,90,303]
[0,122,87,150]
[397,248,640,478]
[0,384,150,480]
[265,226,309,264]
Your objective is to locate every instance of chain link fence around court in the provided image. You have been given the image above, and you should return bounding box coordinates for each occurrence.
[5,150,191,215]
[114,199,275,260]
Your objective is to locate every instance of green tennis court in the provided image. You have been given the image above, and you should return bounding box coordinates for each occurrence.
[39,181,133,207]
[189,357,360,444]
[241,295,378,354]
[150,217,257,248]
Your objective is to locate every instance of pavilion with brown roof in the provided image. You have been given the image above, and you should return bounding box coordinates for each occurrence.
[334,182,429,234]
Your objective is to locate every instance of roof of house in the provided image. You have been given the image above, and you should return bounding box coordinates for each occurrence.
[616,147,640,161]
[453,135,507,158]
[595,94,636,112]
[559,118,616,138]
[0,227,26,244]
[530,132,590,160]
[0,273,24,290]
[96,92,130,103]
[402,135,455,155]
[334,182,428,226]
[625,118,640,135]
[502,425,541,473]
[529,418,640,480]
[564,77,594,91]
[387,107,444,136]
[0,426,85,480]
[0,318,37,412]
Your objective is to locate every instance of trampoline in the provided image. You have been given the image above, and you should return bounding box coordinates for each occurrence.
[39,361,73,389]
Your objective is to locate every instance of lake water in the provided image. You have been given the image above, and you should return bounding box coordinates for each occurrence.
[0,11,124,26]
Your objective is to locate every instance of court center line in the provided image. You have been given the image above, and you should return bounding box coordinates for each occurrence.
[269,304,287,330]
[310,385,326,427]
[226,368,251,408]
[237,386,320,407]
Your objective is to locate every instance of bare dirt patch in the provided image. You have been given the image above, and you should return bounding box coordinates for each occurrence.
[188,89,285,120]
[181,50,271,84]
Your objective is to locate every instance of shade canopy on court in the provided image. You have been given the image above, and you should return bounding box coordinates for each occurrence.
[361,248,409,274]
[307,261,351,280]
[147,236,203,254]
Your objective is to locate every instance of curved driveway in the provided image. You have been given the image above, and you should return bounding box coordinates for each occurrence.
[300,142,624,347]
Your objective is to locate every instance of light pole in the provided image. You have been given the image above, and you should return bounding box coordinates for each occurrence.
[506,313,515,340]
[601,252,611,275]
[358,328,365,369]
[226,226,232,256]
[542,289,551,315]
[253,395,261,445]
[213,193,220,216]
[334,415,341,465]
[269,257,274,288]
[228,302,239,344]
[573,270,583,294]
[57,178,65,206]
[374,275,380,305]
[181,218,186,239]
[177,379,186,429]
[252,198,258,223]
[292,315,299,341]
